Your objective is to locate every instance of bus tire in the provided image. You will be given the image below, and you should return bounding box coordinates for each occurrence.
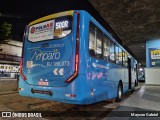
[116,82,123,102]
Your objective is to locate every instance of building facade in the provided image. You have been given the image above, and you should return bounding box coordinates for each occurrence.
[0,40,22,78]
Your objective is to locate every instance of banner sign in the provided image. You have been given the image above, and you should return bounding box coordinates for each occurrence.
[149,48,160,67]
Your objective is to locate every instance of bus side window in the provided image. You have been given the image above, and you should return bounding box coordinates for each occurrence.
[122,51,128,67]
[109,41,115,63]
[96,29,103,59]
[103,35,110,61]
[115,45,119,64]
[89,24,96,57]
[89,23,103,59]
[119,47,123,66]
[125,53,128,67]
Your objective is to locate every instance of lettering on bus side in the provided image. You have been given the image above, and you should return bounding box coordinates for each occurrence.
[31,49,60,62]
[47,61,70,67]
[30,49,70,67]
[30,22,53,34]
[55,21,69,29]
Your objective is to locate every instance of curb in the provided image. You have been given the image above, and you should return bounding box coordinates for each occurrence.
[0,91,18,95]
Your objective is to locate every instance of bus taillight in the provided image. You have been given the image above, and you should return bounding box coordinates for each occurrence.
[20,58,27,80]
[65,12,80,83]
[75,54,79,72]
[18,88,24,91]
[20,26,27,81]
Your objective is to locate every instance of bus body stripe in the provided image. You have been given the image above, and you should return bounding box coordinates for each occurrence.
[29,10,74,26]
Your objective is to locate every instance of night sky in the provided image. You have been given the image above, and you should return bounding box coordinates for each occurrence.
[0,0,92,41]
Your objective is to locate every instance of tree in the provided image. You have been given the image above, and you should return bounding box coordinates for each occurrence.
[0,22,12,42]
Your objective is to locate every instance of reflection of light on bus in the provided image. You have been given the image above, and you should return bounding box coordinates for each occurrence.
[19,10,138,104]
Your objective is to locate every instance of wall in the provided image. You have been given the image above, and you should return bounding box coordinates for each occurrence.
[145,40,160,85]
[146,40,160,68]
[145,68,160,85]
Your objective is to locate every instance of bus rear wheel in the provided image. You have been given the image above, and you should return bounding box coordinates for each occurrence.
[116,82,123,102]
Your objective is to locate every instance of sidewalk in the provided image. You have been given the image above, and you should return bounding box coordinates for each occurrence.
[105,83,160,120]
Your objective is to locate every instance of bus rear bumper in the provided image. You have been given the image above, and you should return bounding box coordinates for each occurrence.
[19,75,94,105]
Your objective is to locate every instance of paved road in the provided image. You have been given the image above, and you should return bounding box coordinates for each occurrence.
[0,83,159,120]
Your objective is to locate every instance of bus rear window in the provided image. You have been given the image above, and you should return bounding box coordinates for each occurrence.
[28,16,72,42]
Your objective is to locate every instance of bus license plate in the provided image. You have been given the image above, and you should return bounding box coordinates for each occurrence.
[38,81,49,86]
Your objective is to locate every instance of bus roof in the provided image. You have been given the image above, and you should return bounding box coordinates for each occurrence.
[29,10,74,26]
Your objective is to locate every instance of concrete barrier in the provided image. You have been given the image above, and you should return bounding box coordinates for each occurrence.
[0,79,18,92]
[145,68,160,85]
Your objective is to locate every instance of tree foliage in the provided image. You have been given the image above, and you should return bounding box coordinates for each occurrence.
[0,22,12,41]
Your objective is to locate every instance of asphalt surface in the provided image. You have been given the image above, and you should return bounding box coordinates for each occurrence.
[0,83,159,120]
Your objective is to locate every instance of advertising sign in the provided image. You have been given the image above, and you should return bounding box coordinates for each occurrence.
[149,48,160,67]
[28,20,54,42]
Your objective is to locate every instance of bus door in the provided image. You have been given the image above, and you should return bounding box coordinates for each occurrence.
[136,64,138,86]
[128,57,132,90]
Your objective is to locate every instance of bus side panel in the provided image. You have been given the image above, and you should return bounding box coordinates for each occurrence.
[114,65,124,90]
[78,11,88,75]
[65,75,94,104]
[82,11,118,102]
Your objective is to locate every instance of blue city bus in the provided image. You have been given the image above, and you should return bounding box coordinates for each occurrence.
[19,10,138,104]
